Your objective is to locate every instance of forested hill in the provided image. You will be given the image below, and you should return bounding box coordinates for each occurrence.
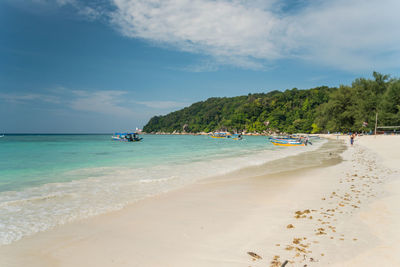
[143,73,400,134]
[144,87,334,133]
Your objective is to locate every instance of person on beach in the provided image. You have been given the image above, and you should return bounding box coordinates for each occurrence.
[350,133,355,146]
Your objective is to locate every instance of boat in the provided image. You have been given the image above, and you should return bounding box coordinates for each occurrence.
[269,137,305,146]
[112,132,142,142]
[210,132,232,139]
[268,135,297,140]
[0,134,4,138]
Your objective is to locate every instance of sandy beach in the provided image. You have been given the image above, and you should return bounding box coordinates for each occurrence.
[1,135,399,267]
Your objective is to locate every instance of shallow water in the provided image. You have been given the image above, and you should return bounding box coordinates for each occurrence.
[0,134,324,245]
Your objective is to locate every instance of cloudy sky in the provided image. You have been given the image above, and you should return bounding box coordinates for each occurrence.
[1,0,400,133]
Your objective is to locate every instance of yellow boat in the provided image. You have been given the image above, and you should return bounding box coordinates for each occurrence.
[210,132,232,139]
[270,138,305,146]
[270,141,305,146]
[210,135,228,139]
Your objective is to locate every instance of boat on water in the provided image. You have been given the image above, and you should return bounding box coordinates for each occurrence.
[112,132,142,142]
[210,132,231,139]
[268,134,313,146]
[268,135,297,140]
[210,132,243,140]
[270,138,305,146]
[269,135,305,146]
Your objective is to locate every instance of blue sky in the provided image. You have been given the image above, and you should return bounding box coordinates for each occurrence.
[1,0,400,133]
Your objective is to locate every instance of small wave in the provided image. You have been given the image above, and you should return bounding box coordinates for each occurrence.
[0,138,326,245]
[139,176,177,183]
[0,192,70,208]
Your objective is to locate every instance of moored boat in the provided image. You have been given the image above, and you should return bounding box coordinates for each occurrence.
[268,135,297,140]
[269,138,305,146]
[210,132,231,139]
[112,132,142,142]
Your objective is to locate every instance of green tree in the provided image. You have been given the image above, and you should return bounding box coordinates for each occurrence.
[143,73,397,134]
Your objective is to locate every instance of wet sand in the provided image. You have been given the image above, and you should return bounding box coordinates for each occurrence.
[0,136,399,266]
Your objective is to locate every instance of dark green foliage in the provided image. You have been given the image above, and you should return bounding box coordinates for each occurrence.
[315,85,357,132]
[144,86,334,133]
[379,79,400,126]
[143,73,399,134]
[316,72,398,132]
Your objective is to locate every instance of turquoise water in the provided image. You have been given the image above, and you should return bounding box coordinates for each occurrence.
[1,134,274,192]
[0,134,323,245]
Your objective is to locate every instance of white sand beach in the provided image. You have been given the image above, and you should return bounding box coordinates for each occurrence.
[0,135,399,267]
[330,135,400,266]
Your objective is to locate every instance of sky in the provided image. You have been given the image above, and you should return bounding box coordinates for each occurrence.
[1,0,400,133]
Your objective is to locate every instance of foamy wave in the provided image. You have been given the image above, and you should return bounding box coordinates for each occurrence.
[0,139,325,245]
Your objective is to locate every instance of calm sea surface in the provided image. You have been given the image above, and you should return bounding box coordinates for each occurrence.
[0,134,323,245]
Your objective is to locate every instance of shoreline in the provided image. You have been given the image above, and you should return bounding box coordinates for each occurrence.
[1,136,399,266]
[0,135,325,246]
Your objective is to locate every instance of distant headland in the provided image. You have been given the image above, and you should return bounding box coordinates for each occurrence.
[143,72,400,135]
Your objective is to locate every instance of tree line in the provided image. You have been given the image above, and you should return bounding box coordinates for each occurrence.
[143,72,400,134]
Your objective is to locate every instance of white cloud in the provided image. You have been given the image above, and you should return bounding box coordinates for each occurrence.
[286,0,400,70]
[69,90,135,116]
[55,0,76,6]
[22,0,400,71]
[111,0,283,62]
[76,6,101,20]
[110,0,400,71]
[0,92,60,104]
[1,88,187,116]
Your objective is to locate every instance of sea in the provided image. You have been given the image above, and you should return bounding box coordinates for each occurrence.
[0,134,325,245]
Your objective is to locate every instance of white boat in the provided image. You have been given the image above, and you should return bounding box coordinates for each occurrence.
[210,132,231,139]
[111,132,142,142]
